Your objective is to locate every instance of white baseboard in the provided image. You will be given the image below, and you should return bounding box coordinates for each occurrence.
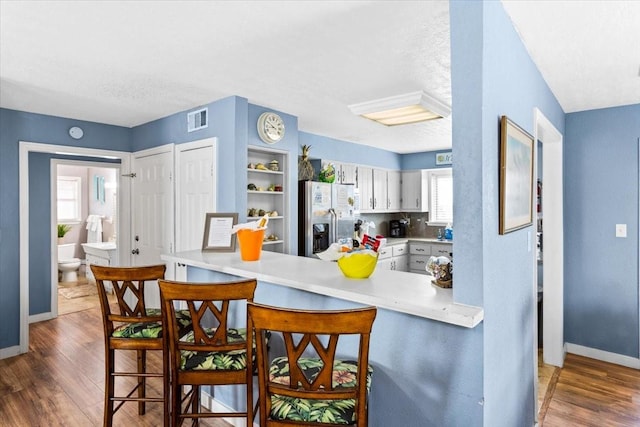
[200,389,258,427]
[566,342,640,369]
[0,345,22,360]
[29,312,53,324]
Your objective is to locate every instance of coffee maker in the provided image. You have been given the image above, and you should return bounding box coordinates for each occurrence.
[389,219,408,237]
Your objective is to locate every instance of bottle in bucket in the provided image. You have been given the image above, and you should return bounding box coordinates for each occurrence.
[234,214,269,261]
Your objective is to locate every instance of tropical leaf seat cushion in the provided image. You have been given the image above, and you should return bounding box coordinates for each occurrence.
[180,327,253,371]
[268,357,373,424]
[112,308,192,339]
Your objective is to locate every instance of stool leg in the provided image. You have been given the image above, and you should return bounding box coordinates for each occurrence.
[137,349,146,415]
[104,348,115,427]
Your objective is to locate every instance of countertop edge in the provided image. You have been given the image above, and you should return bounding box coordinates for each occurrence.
[163,251,483,328]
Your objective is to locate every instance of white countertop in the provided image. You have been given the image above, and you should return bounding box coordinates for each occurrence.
[162,250,482,328]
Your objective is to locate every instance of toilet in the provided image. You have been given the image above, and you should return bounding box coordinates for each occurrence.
[58,243,81,282]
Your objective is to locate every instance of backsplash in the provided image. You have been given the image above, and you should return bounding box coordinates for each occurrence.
[357,212,445,239]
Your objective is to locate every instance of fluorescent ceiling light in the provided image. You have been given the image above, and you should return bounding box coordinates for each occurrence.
[348,90,451,126]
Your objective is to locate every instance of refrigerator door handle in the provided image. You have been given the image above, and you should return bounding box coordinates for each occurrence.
[328,208,337,244]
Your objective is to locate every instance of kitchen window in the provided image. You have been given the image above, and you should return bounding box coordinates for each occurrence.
[429,169,453,225]
[57,176,82,223]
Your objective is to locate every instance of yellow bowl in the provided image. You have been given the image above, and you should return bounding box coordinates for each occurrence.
[337,252,379,279]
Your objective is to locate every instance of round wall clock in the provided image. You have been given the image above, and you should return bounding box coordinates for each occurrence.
[257,112,285,144]
[69,126,84,139]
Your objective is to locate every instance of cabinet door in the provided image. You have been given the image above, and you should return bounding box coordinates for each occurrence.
[372,169,387,211]
[387,171,401,211]
[357,166,374,212]
[377,257,393,271]
[401,170,429,212]
[431,243,453,257]
[394,255,409,272]
[340,163,358,184]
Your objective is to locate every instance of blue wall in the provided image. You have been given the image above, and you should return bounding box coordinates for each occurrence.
[0,108,130,348]
[451,1,565,425]
[188,267,484,427]
[564,104,640,357]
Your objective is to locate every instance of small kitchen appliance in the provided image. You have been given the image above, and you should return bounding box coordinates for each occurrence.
[389,219,408,238]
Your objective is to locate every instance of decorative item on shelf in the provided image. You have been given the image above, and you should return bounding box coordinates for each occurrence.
[318,163,336,183]
[274,185,283,192]
[254,163,268,171]
[269,160,279,171]
[426,256,453,288]
[248,183,257,190]
[298,144,315,181]
[248,162,255,169]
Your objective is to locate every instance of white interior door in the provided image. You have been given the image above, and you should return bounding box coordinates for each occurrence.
[176,138,217,252]
[132,145,174,307]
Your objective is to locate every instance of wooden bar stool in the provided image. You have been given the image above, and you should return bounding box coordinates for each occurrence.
[159,278,257,426]
[92,264,190,427]
[247,302,377,426]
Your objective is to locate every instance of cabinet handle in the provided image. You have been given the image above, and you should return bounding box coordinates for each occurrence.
[416,198,419,208]
[416,260,425,264]
[416,248,425,252]
[374,198,377,208]
[369,198,373,208]
[131,249,139,255]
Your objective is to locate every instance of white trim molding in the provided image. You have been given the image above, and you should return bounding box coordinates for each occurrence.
[566,342,640,370]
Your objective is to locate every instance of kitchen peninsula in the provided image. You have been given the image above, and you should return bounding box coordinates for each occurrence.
[162,250,485,426]
[163,250,482,327]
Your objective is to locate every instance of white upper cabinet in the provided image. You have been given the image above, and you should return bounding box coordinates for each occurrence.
[386,170,402,211]
[357,166,374,212]
[372,168,387,211]
[336,162,358,184]
[401,170,429,212]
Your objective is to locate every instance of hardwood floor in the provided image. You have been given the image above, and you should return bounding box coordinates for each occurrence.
[0,303,231,426]
[539,353,640,426]
[3,303,640,426]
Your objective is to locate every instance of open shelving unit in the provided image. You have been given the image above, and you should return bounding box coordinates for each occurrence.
[247,146,288,253]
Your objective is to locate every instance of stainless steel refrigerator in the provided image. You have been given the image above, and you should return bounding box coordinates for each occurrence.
[298,181,356,257]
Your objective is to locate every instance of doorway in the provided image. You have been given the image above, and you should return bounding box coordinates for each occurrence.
[532,108,564,420]
[18,141,132,355]
[51,159,120,316]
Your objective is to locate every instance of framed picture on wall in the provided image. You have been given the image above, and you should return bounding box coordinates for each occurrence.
[202,213,238,252]
[499,116,534,234]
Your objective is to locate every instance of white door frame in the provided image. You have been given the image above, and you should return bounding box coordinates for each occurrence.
[532,109,564,419]
[49,158,121,320]
[18,141,132,356]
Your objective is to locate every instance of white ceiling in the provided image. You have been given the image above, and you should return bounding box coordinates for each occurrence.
[1,1,638,154]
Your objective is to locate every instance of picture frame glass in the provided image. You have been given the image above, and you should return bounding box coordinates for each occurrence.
[202,213,239,252]
[499,116,534,234]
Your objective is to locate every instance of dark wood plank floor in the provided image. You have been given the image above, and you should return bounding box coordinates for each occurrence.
[0,304,231,427]
[2,304,640,426]
[540,353,640,426]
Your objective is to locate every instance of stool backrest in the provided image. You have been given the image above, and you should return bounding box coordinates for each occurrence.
[248,302,377,426]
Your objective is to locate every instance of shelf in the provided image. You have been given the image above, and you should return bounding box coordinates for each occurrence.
[263,240,284,246]
[247,168,283,175]
[247,190,284,195]
[248,216,284,220]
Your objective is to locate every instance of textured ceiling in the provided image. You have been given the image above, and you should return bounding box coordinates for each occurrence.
[1,1,638,154]
[501,0,640,113]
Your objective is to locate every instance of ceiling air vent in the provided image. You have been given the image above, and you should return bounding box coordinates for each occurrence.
[187,107,208,132]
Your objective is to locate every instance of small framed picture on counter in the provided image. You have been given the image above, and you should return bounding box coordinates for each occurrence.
[499,116,534,235]
[202,212,238,252]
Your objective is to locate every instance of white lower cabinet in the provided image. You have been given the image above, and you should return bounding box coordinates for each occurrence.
[409,241,452,275]
[377,243,408,272]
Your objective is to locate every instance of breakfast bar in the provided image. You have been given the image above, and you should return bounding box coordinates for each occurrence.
[162,250,485,426]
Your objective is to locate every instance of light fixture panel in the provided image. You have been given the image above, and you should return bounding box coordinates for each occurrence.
[349,90,450,126]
